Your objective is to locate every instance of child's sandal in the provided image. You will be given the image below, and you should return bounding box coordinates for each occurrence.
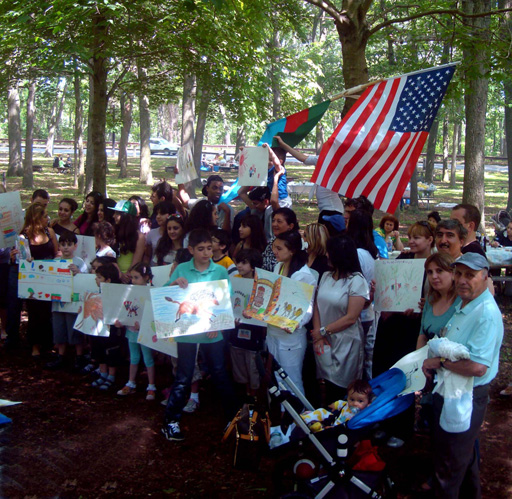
[91,376,107,388]
[99,378,114,391]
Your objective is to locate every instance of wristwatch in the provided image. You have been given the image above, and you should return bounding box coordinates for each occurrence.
[440,357,446,368]
[319,327,331,337]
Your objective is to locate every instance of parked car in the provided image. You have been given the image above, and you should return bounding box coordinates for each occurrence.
[150,137,179,156]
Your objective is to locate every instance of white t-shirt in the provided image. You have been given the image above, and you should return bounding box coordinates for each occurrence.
[304,155,344,213]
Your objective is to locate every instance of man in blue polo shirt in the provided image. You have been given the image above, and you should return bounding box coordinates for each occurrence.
[422,252,503,498]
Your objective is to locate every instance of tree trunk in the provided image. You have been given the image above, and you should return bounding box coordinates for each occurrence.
[194,88,210,172]
[270,29,281,119]
[315,123,324,155]
[450,122,460,188]
[218,103,230,145]
[22,81,36,189]
[442,117,450,182]
[44,79,67,158]
[7,84,23,177]
[117,92,133,179]
[461,0,491,220]
[410,166,419,208]
[73,69,85,190]
[138,66,153,186]
[505,80,512,210]
[85,72,95,194]
[235,126,246,152]
[181,74,197,194]
[424,119,439,184]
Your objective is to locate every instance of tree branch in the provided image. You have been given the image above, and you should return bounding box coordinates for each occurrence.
[370,7,512,35]
[107,66,129,100]
[304,0,345,25]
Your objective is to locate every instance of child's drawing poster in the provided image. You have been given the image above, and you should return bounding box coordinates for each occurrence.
[238,147,269,187]
[52,273,99,314]
[152,264,174,288]
[75,235,96,267]
[175,144,198,184]
[374,259,425,312]
[73,291,109,337]
[230,276,266,326]
[0,191,24,249]
[18,259,73,302]
[244,268,314,332]
[391,345,429,396]
[137,303,178,357]
[101,283,150,327]
[151,280,234,338]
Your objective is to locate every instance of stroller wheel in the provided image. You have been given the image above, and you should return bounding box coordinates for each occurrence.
[293,459,317,480]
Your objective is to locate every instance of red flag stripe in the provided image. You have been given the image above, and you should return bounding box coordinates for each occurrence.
[283,108,309,132]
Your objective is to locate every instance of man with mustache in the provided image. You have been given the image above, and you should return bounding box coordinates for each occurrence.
[435,219,467,259]
[422,252,503,498]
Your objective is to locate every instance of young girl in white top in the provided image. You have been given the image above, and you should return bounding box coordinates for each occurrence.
[94,221,116,258]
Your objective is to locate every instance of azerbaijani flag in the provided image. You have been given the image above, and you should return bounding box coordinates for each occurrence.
[257,100,331,148]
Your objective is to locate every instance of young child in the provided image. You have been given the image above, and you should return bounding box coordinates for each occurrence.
[229,249,266,399]
[210,228,237,276]
[233,214,267,259]
[115,263,157,401]
[161,229,237,442]
[94,221,116,258]
[47,231,89,370]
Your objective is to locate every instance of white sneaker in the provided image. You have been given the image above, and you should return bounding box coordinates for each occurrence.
[183,398,199,413]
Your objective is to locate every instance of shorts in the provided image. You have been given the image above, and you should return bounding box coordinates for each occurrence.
[52,312,84,345]
[230,345,260,390]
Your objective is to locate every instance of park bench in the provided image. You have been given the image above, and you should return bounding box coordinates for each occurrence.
[32,165,43,172]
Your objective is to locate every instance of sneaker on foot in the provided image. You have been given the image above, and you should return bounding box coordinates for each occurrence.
[117,385,136,396]
[161,397,169,407]
[500,385,512,396]
[183,398,199,413]
[387,436,404,448]
[146,390,156,401]
[161,421,184,441]
[46,356,64,370]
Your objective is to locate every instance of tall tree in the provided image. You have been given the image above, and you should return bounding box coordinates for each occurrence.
[23,80,36,189]
[7,83,22,177]
[73,70,85,190]
[117,91,133,179]
[44,79,67,158]
[138,66,152,185]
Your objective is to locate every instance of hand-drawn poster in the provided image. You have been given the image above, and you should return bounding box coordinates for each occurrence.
[18,259,73,302]
[137,302,178,357]
[75,235,96,268]
[374,259,425,312]
[391,345,429,396]
[15,235,31,263]
[151,280,234,338]
[230,276,266,326]
[101,283,151,327]
[238,147,269,187]
[52,273,99,314]
[151,264,174,288]
[0,191,24,249]
[175,144,198,184]
[73,291,109,337]
[244,268,314,332]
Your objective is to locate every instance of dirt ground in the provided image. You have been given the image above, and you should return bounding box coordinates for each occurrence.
[1,298,512,498]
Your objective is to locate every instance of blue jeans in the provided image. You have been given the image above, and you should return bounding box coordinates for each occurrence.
[164,339,237,423]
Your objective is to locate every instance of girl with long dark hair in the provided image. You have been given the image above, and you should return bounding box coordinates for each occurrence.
[74,191,103,236]
[154,215,185,266]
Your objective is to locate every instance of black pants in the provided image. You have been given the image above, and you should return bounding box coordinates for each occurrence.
[433,384,489,499]
[25,300,53,349]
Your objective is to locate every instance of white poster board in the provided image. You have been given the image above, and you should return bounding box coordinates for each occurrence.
[175,144,198,184]
[230,276,266,326]
[0,191,24,249]
[52,273,99,314]
[75,235,96,267]
[391,345,429,396]
[101,283,151,327]
[238,147,269,187]
[18,259,73,302]
[137,302,178,357]
[73,291,110,337]
[151,280,234,338]
[374,259,425,313]
[151,264,174,288]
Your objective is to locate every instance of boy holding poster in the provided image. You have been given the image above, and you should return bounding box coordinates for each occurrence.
[161,229,237,442]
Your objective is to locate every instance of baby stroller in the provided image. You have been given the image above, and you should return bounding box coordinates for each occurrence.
[269,361,413,498]
[491,209,512,236]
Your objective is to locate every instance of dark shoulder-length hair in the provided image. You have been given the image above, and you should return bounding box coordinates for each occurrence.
[241,214,267,252]
[75,191,103,235]
[326,235,362,279]
[346,209,378,259]
[185,200,216,233]
[115,212,139,255]
[155,215,185,266]
[272,207,299,232]
[274,230,308,278]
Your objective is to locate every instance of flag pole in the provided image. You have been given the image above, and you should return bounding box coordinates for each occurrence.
[330,80,385,102]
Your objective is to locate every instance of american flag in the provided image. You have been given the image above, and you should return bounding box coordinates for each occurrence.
[311,64,457,213]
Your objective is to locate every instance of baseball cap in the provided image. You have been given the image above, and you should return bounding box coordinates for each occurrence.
[109,200,137,217]
[451,252,490,271]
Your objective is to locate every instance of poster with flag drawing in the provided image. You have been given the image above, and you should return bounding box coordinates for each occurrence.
[238,147,269,187]
[311,64,456,213]
[0,191,24,249]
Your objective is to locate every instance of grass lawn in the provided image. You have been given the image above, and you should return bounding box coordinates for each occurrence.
[1,155,508,237]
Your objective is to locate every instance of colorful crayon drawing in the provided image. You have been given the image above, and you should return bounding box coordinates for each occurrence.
[151,280,234,338]
[52,273,99,314]
[18,259,73,302]
[230,277,266,326]
[101,283,150,327]
[0,191,24,249]
[73,291,110,337]
[137,303,177,357]
[374,258,426,312]
[244,268,314,332]
[175,144,198,184]
[238,147,269,187]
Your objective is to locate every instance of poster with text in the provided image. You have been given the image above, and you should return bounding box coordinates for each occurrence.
[230,276,266,326]
[238,147,269,187]
[374,258,425,313]
[73,291,109,337]
[52,273,99,314]
[175,144,198,184]
[137,302,178,357]
[101,283,151,327]
[152,264,174,287]
[151,279,234,338]
[0,191,24,249]
[244,268,314,332]
[18,259,73,302]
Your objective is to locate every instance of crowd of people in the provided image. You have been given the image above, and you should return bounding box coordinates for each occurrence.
[0,140,506,498]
